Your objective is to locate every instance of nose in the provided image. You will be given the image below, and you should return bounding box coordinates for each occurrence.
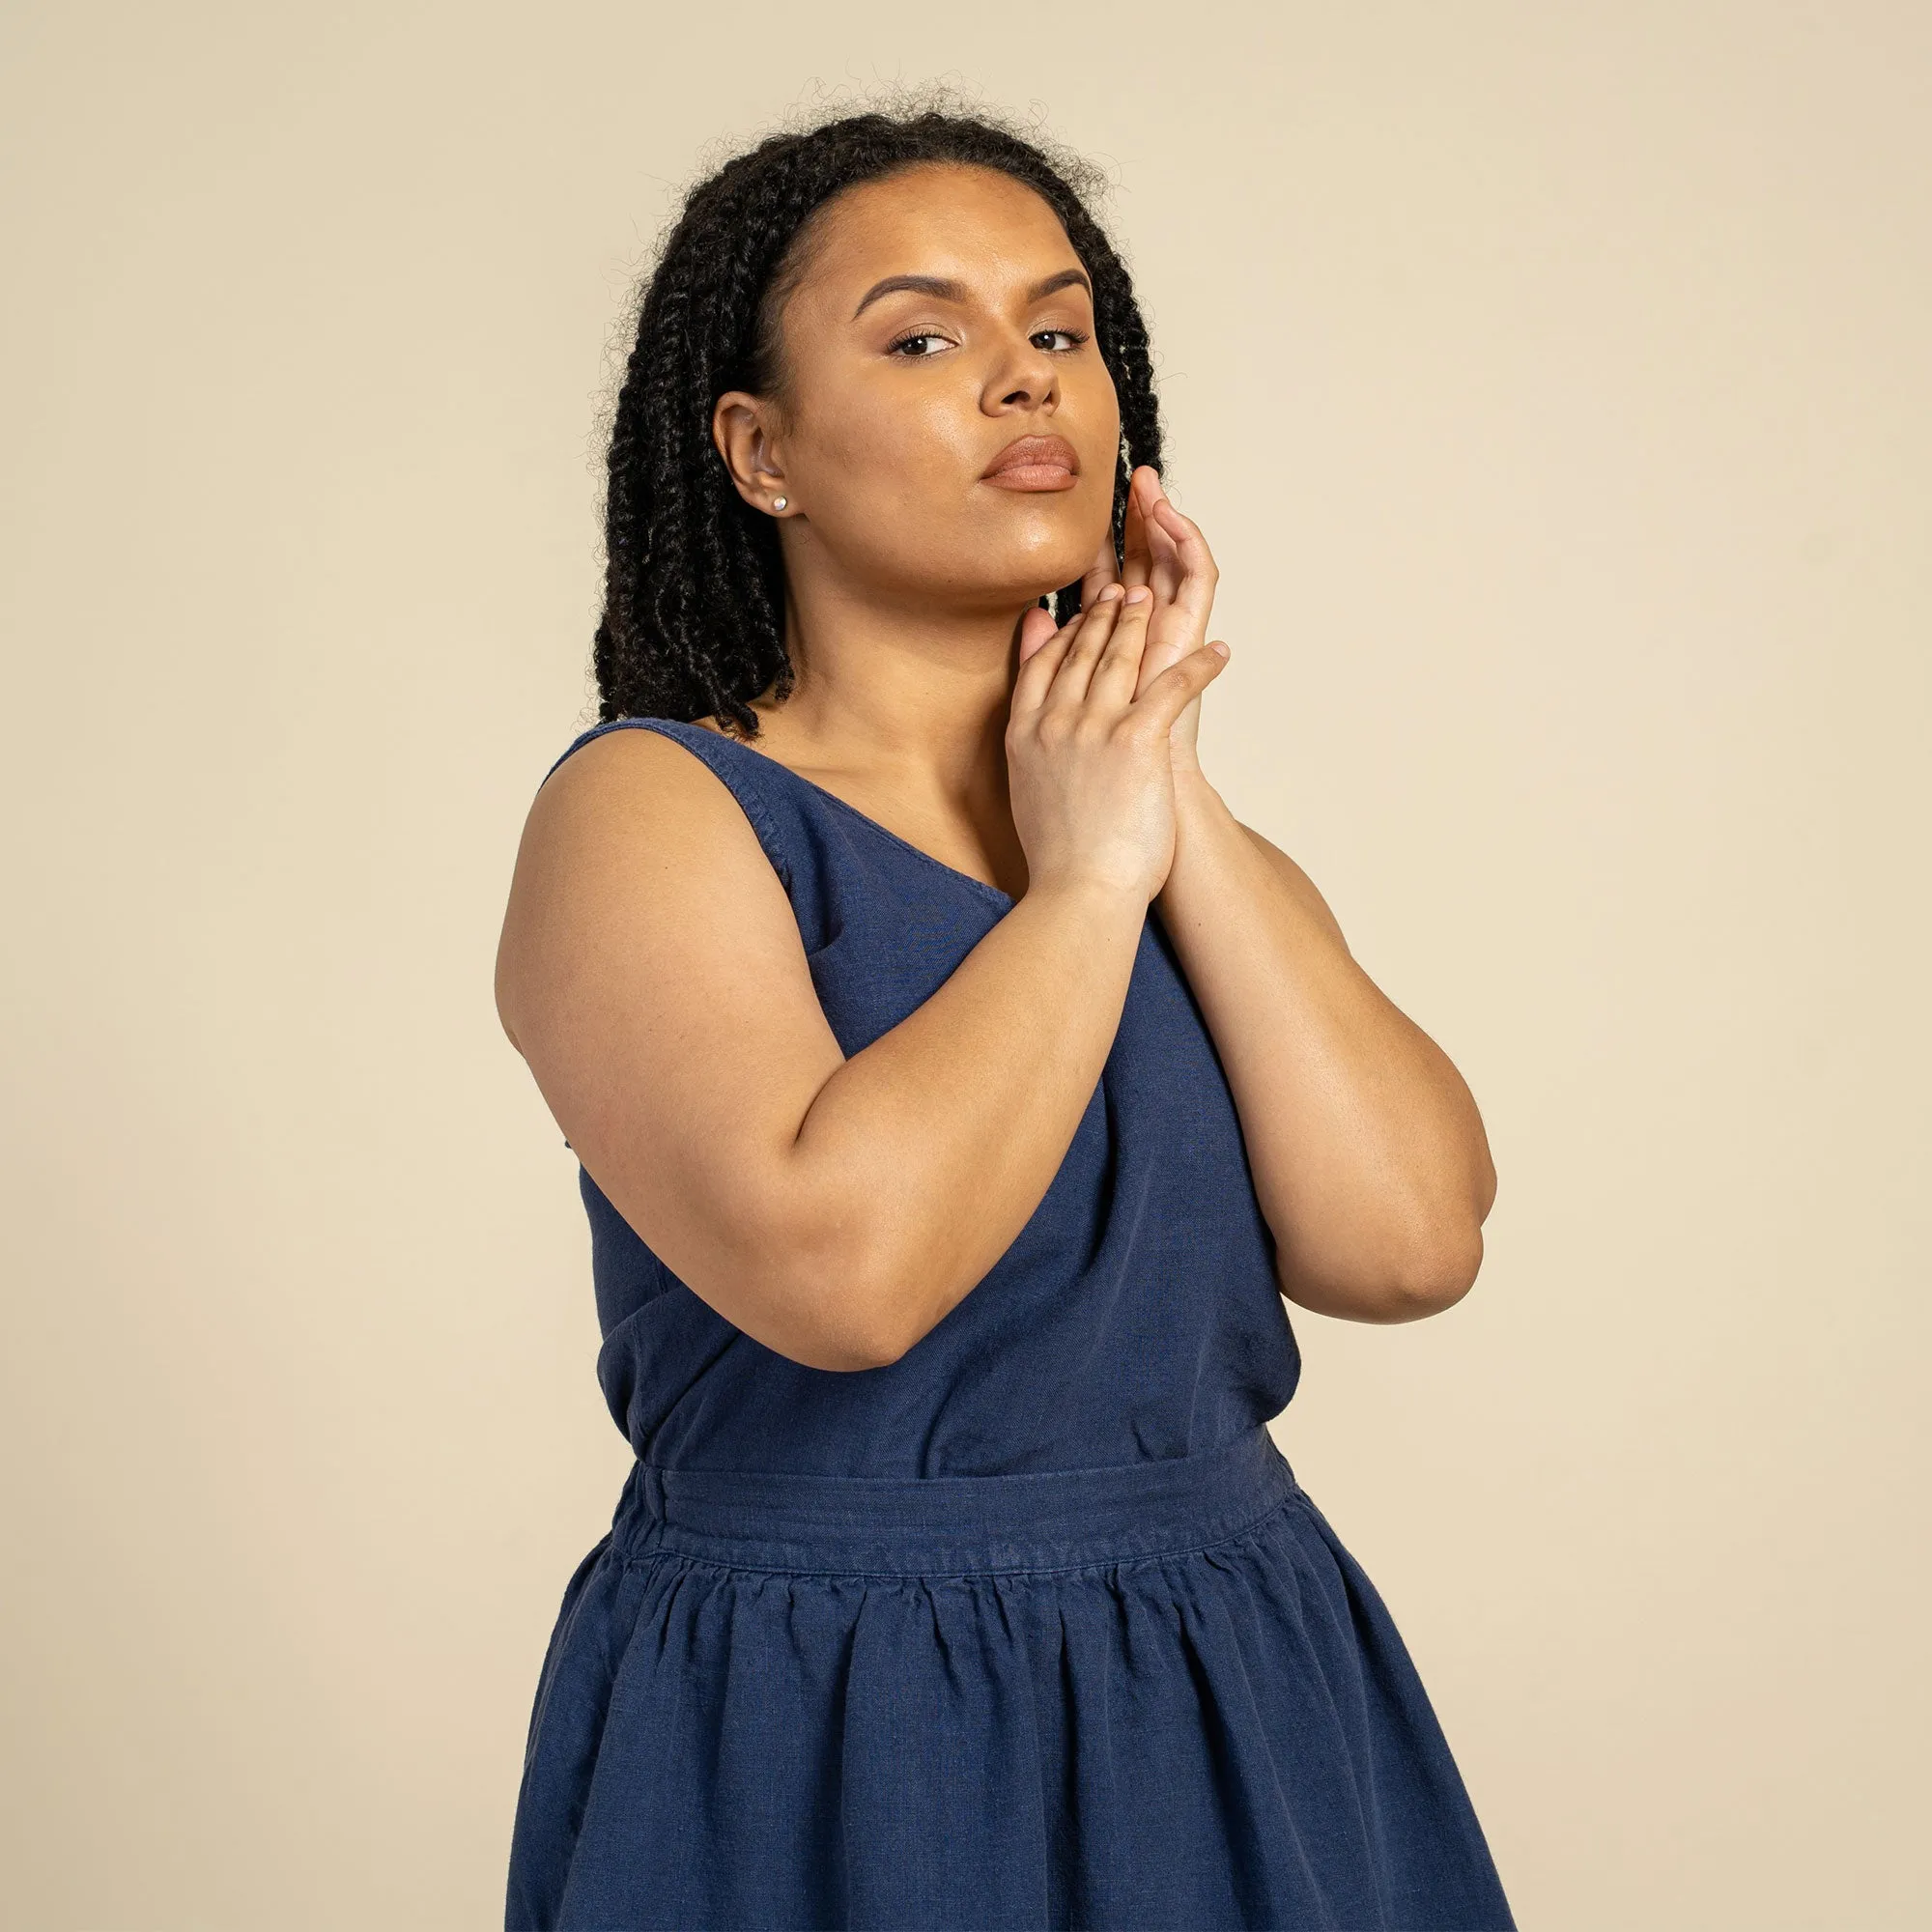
[981,327,1059,415]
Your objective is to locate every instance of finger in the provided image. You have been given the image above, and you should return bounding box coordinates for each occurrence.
[1077,526,1118,611]
[1012,610,1085,714]
[1132,499,1200,696]
[1135,639,1231,730]
[1089,583,1156,704]
[1120,467,1157,592]
[1144,496,1184,606]
[1016,602,1060,665]
[1151,493,1219,626]
[1048,583,1123,705]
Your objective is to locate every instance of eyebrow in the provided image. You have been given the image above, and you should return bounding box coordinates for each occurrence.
[850,267,1093,319]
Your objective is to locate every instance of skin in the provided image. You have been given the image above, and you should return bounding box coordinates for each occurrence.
[495,161,1497,1372]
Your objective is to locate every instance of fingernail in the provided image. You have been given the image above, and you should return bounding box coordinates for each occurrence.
[1211,641,1230,657]
[1124,585,1151,605]
[1098,582,1123,601]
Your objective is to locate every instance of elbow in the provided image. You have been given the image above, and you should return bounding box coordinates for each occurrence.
[1362,1165,1495,1321]
[1280,1213,1488,1324]
[824,1241,939,1368]
[827,1279,917,1370]
[597,1164,916,1373]
[1376,1220,1486,1321]
[780,1296,903,1372]
[756,1219,923,1373]
[762,1259,906,1372]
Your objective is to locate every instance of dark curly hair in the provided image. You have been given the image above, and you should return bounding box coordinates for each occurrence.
[591,104,1165,735]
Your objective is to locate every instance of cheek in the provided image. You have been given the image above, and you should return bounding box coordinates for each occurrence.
[782,385,990,578]
[779,359,1118,592]
[799,382,976,503]
[1067,363,1122,474]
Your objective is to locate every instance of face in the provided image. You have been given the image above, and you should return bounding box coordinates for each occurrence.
[712,163,1122,612]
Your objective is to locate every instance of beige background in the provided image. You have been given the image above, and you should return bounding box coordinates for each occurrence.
[4,2,1927,1926]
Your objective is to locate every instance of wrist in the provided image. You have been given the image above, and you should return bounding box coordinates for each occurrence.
[1171,764,1230,827]
[1019,869,1151,929]
[1158,769,1246,912]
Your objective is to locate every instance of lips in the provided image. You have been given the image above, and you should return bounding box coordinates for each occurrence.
[981,433,1080,492]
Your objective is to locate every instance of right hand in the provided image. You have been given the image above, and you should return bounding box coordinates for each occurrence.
[1006,582,1231,903]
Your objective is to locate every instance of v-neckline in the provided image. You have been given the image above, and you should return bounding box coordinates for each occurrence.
[690,724,1019,912]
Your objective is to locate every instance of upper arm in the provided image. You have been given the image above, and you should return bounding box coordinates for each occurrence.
[1236,822,1497,1250]
[494,727,861,1362]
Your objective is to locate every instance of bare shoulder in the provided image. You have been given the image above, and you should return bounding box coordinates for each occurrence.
[494,724,800,1055]
[493,723,848,1350]
[520,723,756,870]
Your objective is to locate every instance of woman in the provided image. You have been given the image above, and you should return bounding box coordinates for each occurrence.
[495,104,1515,1932]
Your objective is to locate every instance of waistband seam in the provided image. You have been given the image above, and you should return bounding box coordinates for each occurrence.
[615,1481,1305,1584]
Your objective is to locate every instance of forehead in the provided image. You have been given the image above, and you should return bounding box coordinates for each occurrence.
[789,163,1083,303]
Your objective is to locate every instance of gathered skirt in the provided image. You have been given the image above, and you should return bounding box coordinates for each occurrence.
[504,1423,1514,1930]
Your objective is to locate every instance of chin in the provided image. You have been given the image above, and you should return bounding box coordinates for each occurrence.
[859,497,1107,611]
[972,512,1106,604]
[957,554,1090,612]
[1016,544,1100,603]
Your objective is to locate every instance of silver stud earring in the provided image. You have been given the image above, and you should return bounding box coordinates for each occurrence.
[772,496,788,513]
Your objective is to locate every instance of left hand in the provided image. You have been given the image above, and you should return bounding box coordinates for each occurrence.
[1077,466,1225,774]
[1016,467,1228,774]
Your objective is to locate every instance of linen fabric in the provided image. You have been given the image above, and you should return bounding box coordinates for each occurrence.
[504,717,1515,1930]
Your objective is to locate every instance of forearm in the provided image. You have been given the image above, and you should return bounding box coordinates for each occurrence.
[1155,773,1495,1321]
[784,876,1146,1361]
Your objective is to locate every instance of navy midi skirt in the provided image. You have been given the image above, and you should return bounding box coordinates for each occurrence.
[505,719,1516,1930]
[508,1426,1511,1930]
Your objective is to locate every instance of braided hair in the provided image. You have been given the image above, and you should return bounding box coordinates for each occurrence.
[592,106,1165,735]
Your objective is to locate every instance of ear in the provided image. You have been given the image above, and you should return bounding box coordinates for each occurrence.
[712,390,792,517]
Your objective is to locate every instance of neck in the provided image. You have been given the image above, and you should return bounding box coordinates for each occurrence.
[753,573,1035,801]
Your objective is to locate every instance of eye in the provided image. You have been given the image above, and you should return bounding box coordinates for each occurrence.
[1032,327,1090,353]
[888,331,954,357]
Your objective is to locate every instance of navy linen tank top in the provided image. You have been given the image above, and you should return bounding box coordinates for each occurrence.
[546,716,1301,1478]
[508,716,1519,1931]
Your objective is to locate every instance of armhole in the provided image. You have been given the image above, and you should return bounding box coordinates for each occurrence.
[539,717,794,894]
